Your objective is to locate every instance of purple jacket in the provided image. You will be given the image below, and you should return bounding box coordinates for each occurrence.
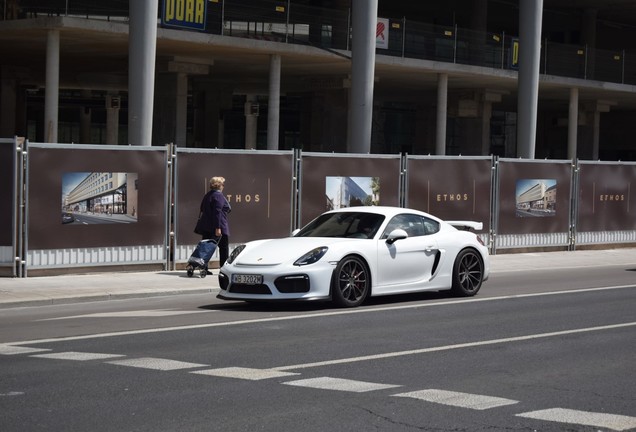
[199,189,231,237]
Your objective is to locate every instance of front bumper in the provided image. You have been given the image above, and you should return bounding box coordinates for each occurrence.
[217,262,336,301]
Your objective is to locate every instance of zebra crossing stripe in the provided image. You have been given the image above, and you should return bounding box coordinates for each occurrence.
[517,408,636,431]
[30,351,125,361]
[283,377,400,393]
[192,367,300,380]
[106,357,208,371]
[0,344,50,355]
[393,389,519,410]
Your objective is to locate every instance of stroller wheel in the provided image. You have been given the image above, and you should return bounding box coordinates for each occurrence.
[186,265,194,277]
[200,268,207,278]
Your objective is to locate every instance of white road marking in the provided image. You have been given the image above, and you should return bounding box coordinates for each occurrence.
[283,377,400,393]
[393,389,518,410]
[6,284,634,346]
[517,408,636,431]
[0,344,50,355]
[106,357,208,371]
[39,309,213,321]
[272,321,636,371]
[0,392,25,397]
[30,351,125,361]
[191,367,300,380]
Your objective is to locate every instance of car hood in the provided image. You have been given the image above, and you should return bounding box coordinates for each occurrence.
[234,237,351,266]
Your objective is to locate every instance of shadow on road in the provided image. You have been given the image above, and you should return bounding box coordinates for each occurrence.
[197,290,455,313]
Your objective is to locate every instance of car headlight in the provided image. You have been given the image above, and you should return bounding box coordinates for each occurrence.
[226,244,246,264]
[293,247,328,266]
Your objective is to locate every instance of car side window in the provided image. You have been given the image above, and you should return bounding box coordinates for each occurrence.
[422,217,440,235]
[381,214,440,238]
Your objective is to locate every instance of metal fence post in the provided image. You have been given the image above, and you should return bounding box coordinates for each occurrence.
[346,7,351,51]
[490,155,498,255]
[570,159,579,251]
[292,148,302,232]
[220,0,225,36]
[622,49,626,84]
[584,44,588,79]
[544,38,548,74]
[401,17,406,58]
[501,31,505,69]
[400,153,408,208]
[285,0,290,43]
[453,24,458,63]
[167,143,176,270]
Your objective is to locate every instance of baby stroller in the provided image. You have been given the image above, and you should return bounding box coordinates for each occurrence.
[186,237,220,278]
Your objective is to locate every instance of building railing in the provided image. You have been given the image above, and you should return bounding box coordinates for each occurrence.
[4,0,636,85]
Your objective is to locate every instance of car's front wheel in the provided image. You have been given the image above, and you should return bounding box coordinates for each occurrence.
[331,255,370,308]
[450,249,484,297]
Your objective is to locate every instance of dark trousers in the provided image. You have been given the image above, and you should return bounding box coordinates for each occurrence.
[217,234,229,267]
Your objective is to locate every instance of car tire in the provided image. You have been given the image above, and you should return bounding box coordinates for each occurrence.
[331,255,370,308]
[450,248,484,297]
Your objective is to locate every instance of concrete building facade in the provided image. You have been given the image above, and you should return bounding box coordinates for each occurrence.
[1,0,636,160]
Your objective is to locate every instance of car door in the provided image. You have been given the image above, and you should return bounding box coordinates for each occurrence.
[374,213,439,293]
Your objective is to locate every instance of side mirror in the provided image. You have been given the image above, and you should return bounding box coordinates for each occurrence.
[386,228,408,245]
[291,228,301,236]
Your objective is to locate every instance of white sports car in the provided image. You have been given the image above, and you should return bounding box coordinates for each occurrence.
[218,206,489,307]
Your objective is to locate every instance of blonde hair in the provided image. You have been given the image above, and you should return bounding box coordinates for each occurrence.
[209,176,225,190]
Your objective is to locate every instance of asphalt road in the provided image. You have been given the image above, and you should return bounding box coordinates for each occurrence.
[1,264,635,431]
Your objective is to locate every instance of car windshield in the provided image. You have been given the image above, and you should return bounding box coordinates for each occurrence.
[295,212,385,239]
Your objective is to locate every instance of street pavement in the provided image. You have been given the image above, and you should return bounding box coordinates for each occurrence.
[0,248,635,309]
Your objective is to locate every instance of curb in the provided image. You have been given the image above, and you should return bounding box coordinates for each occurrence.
[0,288,217,309]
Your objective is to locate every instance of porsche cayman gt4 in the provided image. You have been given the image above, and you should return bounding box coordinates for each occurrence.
[218,206,489,307]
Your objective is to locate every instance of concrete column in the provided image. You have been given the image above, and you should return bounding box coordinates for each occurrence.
[592,110,600,160]
[471,0,488,64]
[481,101,492,155]
[0,73,17,137]
[436,73,448,155]
[175,72,188,147]
[200,88,219,148]
[245,94,258,150]
[471,0,488,32]
[516,0,543,159]
[347,0,378,153]
[567,87,579,160]
[80,90,91,143]
[44,29,60,143]
[267,54,281,150]
[105,93,120,145]
[195,82,230,148]
[218,115,225,148]
[583,8,597,79]
[128,0,158,146]
[79,106,91,143]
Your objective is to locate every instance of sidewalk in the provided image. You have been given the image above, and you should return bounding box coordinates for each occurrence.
[1,248,635,309]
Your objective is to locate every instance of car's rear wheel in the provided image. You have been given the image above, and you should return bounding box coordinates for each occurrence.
[450,249,484,296]
[332,255,370,308]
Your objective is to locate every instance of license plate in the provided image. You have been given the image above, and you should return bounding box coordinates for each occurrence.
[232,274,263,285]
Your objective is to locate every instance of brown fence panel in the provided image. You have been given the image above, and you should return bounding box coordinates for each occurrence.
[496,159,572,236]
[299,153,401,226]
[0,140,15,249]
[577,162,636,232]
[406,156,492,233]
[27,144,167,249]
[175,149,294,246]
[0,138,18,275]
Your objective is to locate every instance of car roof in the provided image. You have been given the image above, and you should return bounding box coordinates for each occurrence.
[326,206,439,221]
